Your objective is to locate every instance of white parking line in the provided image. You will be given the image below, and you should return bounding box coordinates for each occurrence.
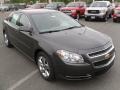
[7,69,39,90]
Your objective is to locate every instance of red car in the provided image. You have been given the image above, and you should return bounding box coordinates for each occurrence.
[113,6,120,22]
[60,2,86,19]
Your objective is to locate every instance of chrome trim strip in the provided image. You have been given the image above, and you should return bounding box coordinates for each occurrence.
[87,45,114,59]
[94,53,115,69]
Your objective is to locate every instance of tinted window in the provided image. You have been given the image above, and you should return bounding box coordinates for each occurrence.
[10,13,20,25]
[31,12,81,33]
[19,14,30,27]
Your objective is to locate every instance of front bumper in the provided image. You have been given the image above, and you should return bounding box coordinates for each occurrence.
[85,13,106,19]
[53,45,115,80]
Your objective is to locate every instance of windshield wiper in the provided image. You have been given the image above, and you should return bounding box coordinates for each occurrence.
[39,30,62,34]
[39,25,85,34]
[62,25,84,30]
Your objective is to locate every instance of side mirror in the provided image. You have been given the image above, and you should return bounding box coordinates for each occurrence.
[19,26,33,33]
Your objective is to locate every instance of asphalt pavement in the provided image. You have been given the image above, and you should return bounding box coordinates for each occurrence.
[0,12,120,90]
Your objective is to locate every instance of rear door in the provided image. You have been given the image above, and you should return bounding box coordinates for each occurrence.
[6,12,21,47]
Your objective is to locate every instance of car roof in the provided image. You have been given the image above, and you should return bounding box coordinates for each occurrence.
[17,9,56,15]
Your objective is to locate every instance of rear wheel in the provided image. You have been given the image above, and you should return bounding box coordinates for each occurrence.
[37,52,55,81]
[3,32,13,48]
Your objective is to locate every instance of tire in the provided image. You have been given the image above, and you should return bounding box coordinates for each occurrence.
[103,15,108,22]
[85,17,89,21]
[37,52,55,81]
[109,13,112,18]
[113,19,117,22]
[3,32,13,48]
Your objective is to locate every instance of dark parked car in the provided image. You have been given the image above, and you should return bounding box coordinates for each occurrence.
[14,3,26,10]
[3,9,115,81]
[45,2,65,10]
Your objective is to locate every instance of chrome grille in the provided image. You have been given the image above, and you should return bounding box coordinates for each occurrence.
[88,10,100,14]
[87,45,114,59]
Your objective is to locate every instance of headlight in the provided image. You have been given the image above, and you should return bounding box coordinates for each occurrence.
[85,10,88,14]
[56,50,84,64]
[101,10,106,13]
[71,10,76,13]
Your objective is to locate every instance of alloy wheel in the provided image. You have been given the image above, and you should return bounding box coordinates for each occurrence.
[38,56,50,78]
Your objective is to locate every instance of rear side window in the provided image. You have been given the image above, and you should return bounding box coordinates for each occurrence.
[10,13,20,25]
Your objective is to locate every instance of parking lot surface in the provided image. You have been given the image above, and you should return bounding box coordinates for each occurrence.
[0,12,120,90]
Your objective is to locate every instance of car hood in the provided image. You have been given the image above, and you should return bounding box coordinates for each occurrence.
[39,27,111,54]
[86,7,107,10]
[61,7,80,10]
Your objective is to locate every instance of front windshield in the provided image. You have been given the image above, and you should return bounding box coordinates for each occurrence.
[67,2,84,7]
[31,12,81,33]
[91,2,107,7]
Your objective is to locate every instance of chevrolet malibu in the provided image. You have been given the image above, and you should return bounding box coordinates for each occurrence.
[3,9,115,81]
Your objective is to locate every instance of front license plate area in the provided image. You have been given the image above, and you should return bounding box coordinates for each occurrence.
[91,16,95,19]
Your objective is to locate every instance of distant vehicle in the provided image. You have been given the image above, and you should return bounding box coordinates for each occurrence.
[3,9,115,81]
[45,2,65,10]
[27,3,47,9]
[113,6,120,22]
[0,5,9,11]
[60,2,86,19]
[14,3,26,10]
[7,4,15,11]
[85,1,113,21]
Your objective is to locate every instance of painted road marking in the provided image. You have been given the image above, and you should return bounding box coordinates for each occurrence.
[7,69,39,90]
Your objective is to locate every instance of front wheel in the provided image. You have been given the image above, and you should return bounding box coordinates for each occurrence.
[3,32,13,48]
[85,17,89,21]
[113,19,117,22]
[37,52,55,81]
[103,16,108,22]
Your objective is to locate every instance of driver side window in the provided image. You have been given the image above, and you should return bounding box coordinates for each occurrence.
[18,14,31,28]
